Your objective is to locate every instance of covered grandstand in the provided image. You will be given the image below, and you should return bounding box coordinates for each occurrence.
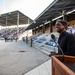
[0,10,33,40]
[26,0,75,35]
[0,10,33,26]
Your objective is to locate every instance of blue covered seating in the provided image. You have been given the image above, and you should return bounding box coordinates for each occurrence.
[35,37,46,43]
[45,40,56,46]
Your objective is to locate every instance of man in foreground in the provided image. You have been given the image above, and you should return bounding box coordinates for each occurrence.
[55,19,75,56]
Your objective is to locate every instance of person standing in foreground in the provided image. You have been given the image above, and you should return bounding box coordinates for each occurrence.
[55,19,75,56]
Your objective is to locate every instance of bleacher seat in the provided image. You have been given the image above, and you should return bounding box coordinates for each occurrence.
[45,40,55,46]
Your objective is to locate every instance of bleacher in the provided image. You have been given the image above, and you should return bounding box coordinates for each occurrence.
[31,32,59,55]
[0,27,26,41]
[66,24,75,34]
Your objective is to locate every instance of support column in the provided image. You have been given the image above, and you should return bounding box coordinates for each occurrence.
[63,10,68,28]
[34,28,36,35]
[49,20,53,33]
[43,23,45,33]
[62,10,67,21]
[32,29,34,35]
[38,26,40,33]
[26,36,28,44]
[6,15,7,33]
[63,14,67,21]
[17,12,19,37]
[30,36,32,47]
[32,29,35,35]
[26,31,28,44]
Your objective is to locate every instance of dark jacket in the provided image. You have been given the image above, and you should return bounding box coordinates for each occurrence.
[58,31,75,56]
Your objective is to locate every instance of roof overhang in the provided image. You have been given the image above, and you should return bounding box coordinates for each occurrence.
[0,10,33,26]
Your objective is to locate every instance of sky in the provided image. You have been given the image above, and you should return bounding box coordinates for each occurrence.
[0,0,54,20]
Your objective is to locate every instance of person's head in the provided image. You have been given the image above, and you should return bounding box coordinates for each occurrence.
[55,19,67,33]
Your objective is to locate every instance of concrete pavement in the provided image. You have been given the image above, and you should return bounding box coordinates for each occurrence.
[0,40,50,75]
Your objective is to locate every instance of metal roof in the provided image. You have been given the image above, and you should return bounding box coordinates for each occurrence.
[0,10,33,26]
[26,0,75,30]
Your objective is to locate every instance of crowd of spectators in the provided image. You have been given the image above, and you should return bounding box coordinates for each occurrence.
[66,24,75,34]
[0,27,26,41]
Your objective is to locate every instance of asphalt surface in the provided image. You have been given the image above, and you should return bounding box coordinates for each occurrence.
[0,40,50,75]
